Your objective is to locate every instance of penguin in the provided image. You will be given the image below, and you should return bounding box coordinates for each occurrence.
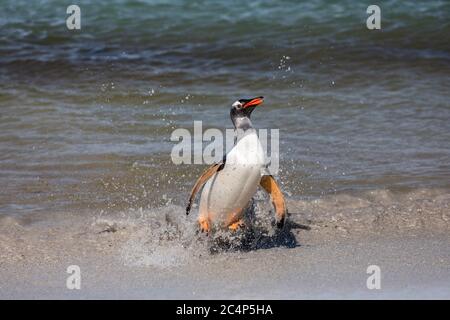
[186,96,287,233]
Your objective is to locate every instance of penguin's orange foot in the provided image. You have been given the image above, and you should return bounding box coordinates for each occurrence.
[228,219,245,232]
[198,217,210,234]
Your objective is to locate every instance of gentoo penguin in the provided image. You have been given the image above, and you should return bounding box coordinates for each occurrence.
[186,96,287,233]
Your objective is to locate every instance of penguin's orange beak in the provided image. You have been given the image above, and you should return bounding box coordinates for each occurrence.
[243,96,264,108]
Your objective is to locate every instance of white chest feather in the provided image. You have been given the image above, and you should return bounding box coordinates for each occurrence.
[199,131,266,224]
[227,131,265,166]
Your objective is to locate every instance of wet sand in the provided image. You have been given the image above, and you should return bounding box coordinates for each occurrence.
[1,189,449,299]
[1,234,449,299]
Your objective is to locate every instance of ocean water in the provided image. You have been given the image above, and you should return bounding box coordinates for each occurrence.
[0,0,449,218]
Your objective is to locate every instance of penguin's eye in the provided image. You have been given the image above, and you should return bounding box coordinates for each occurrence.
[232,101,242,109]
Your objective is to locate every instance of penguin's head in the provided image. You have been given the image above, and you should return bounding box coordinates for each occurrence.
[230,96,264,128]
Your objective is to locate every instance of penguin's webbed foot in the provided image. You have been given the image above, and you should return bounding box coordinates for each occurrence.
[228,219,245,232]
[198,217,211,234]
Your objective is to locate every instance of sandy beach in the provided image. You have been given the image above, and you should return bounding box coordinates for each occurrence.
[1,190,449,299]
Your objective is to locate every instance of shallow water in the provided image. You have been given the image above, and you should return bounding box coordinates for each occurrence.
[0,0,449,219]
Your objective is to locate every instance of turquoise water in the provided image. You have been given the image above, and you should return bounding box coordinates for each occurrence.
[0,0,449,215]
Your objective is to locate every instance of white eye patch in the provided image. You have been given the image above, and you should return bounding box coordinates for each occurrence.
[232,100,242,108]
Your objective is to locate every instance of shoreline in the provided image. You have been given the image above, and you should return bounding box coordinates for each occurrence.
[1,233,449,299]
[1,188,449,299]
